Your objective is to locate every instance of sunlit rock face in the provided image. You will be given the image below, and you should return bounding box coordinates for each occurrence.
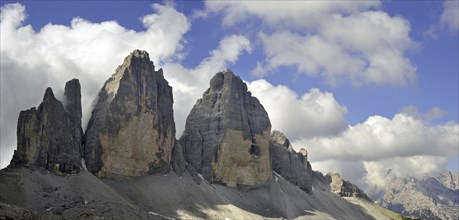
[180,71,272,187]
[84,50,175,178]
[11,79,83,174]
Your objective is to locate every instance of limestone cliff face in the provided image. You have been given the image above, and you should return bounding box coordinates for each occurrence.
[179,71,272,187]
[270,130,313,193]
[10,79,83,173]
[84,50,175,178]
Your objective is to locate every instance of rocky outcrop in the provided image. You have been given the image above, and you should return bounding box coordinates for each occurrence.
[10,79,83,174]
[327,172,370,200]
[311,171,332,192]
[179,71,272,187]
[171,141,186,176]
[269,130,313,193]
[84,50,175,178]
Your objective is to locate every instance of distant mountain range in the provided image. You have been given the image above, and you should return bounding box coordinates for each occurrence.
[371,170,459,219]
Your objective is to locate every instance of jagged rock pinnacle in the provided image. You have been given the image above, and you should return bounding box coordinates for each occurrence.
[43,87,55,101]
[11,80,83,174]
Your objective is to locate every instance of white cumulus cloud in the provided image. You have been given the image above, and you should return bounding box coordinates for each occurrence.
[298,113,458,161]
[294,111,458,190]
[203,1,417,86]
[247,80,348,140]
[202,1,380,28]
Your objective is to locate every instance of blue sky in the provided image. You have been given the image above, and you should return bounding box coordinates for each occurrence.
[1,0,458,189]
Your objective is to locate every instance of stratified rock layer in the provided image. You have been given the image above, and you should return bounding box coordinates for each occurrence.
[10,79,83,173]
[84,50,175,178]
[269,130,313,193]
[180,71,272,187]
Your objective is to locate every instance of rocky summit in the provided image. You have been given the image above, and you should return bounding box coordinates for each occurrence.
[180,71,272,187]
[10,79,83,174]
[84,50,175,178]
[270,130,313,193]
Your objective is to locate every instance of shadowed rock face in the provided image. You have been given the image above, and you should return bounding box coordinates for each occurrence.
[179,71,272,187]
[10,79,83,174]
[84,50,175,178]
[270,130,313,193]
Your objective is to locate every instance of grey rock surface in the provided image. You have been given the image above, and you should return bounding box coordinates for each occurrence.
[84,49,175,178]
[436,171,459,190]
[311,170,332,192]
[179,70,272,187]
[269,130,313,193]
[64,79,84,157]
[327,172,370,201]
[10,79,82,174]
[373,172,459,220]
[171,141,187,177]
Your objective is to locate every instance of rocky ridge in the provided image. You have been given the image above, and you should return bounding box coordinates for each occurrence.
[373,172,459,219]
[436,171,459,190]
[269,130,313,193]
[10,79,83,174]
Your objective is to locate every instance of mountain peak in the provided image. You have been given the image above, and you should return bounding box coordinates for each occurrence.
[126,49,150,63]
[84,49,175,178]
[180,70,272,187]
[43,87,55,101]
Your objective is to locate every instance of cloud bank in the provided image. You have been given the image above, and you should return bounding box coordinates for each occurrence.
[292,111,458,190]
[247,80,348,139]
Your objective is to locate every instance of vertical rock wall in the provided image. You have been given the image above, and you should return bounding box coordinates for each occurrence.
[270,130,313,193]
[84,50,175,178]
[180,71,272,187]
[10,79,83,174]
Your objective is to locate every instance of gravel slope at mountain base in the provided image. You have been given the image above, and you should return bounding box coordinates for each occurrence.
[0,166,401,219]
[344,197,404,220]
